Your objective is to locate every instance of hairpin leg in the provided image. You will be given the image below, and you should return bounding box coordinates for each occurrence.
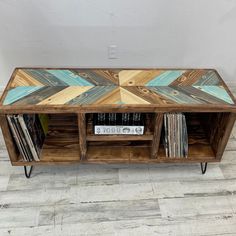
[200,162,208,174]
[24,166,33,178]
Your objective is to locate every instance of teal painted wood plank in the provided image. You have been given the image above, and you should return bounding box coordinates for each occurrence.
[3,86,43,105]
[66,86,117,105]
[23,69,68,86]
[148,86,202,104]
[176,86,229,104]
[193,86,234,104]
[146,70,186,86]
[47,70,94,86]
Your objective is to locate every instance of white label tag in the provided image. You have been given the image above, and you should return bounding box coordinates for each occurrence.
[94,126,144,135]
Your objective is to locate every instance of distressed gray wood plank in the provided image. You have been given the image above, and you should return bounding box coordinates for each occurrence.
[181,178,236,197]
[0,207,39,228]
[0,149,9,160]
[74,181,183,203]
[77,165,119,186]
[3,215,236,236]
[0,161,24,176]
[221,151,236,164]
[1,211,236,235]
[75,183,156,203]
[51,199,161,225]
[148,163,224,181]
[159,196,234,218]
[225,138,236,151]
[0,187,77,207]
[118,166,150,184]
[0,175,9,191]
[7,172,76,191]
[220,163,236,179]
[7,165,79,190]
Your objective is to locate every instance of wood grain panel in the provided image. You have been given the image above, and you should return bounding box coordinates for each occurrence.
[41,113,80,161]
[151,113,163,159]
[119,70,164,86]
[208,113,236,159]
[78,113,87,160]
[38,86,93,105]
[170,70,206,86]
[11,69,44,87]
[122,86,173,104]
[120,88,150,104]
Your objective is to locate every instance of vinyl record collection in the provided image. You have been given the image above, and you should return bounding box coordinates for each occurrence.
[93,113,145,135]
[7,114,48,161]
[7,112,188,160]
[163,113,188,158]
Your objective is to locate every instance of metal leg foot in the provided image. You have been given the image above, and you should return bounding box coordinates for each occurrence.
[200,162,208,174]
[24,166,33,178]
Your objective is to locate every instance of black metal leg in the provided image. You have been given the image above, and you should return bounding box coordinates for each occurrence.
[200,162,208,174]
[24,166,33,178]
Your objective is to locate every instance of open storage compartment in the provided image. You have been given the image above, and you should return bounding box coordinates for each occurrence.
[86,113,154,140]
[6,113,80,165]
[85,113,155,163]
[158,112,232,162]
[40,113,80,162]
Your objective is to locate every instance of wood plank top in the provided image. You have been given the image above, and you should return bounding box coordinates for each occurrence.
[0,68,235,113]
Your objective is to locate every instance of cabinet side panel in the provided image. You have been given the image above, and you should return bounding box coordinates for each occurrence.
[0,115,19,162]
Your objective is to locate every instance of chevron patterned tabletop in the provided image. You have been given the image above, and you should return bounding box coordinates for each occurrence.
[1,68,235,108]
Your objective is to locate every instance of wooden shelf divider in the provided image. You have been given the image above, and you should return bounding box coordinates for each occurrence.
[151,113,163,159]
[86,135,153,141]
[78,113,87,160]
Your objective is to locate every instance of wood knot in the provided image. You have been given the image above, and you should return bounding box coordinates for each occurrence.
[172,90,179,95]
[128,81,134,85]
[79,73,88,77]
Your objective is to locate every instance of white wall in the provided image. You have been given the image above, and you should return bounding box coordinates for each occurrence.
[0,0,236,87]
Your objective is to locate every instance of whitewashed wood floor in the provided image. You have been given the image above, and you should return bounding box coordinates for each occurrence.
[1,88,236,236]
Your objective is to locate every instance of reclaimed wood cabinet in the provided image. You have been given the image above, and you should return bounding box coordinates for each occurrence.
[0,68,235,177]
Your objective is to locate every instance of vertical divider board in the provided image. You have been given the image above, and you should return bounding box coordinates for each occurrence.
[0,115,19,162]
[151,113,164,159]
[78,113,87,160]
